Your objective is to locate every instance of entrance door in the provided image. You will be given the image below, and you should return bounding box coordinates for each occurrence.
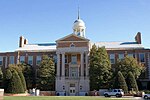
[70,87,76,96]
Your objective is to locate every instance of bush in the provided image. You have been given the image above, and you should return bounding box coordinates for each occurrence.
[144,90,150,94]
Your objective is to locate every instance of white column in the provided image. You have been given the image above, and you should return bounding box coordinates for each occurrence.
[62,52,65,77]
[57,53,60,77]
[17,51,20,64]
[85,52,89,77]
[5,56,7,68]
[81,52,84,77]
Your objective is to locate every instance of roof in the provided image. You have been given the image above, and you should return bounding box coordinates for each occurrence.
[15,43,56,52]
[15,41,144,52]
[92,41,144,50]
[56,33,89,42]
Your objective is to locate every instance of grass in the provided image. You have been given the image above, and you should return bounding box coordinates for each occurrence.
[4,96,132,100]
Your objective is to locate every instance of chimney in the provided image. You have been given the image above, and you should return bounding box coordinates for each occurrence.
[135,32,142,44]
[19,36,24,47]
[24,39,28,45]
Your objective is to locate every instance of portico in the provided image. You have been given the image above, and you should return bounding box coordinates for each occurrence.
[55,15,90,96]
[56,47,89,95]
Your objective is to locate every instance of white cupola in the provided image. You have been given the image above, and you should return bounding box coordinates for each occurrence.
[73,9,86,37]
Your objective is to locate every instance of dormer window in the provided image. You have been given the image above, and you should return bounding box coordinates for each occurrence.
[70,43,75,47]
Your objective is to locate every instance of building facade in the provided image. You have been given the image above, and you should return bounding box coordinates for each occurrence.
[0,16,150,95]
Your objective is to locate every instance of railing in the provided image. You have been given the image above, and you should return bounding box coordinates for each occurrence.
[65,76,79,80]
[69,63,80,67]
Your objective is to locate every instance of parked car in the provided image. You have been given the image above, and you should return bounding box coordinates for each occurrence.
[143,94,150,99]
[104,89,124,97]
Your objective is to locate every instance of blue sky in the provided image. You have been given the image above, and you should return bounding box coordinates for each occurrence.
[0,0,150,52]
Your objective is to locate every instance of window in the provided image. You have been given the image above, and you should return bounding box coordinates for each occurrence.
[114,90,117,92]
[53,55,57,63]
[36,56,41,65]
[28,56,33,65]
[65,55,68,64]
[139,53,145,63]
[9,56,14,64]
[0,56,3,66]
[71,55,77,64]
[70,84,75,87]
[118,54,124,60]
[127,53,134,57]
[20,56,25,63]
[70,67,78,78]
[70,43,75,47]
[110,54,115,64]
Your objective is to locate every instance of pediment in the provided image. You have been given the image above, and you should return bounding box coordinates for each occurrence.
[56,34,89,42]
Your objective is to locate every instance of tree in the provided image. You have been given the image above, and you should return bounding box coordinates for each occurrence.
[0,68,3,80]
[114,56,144,79]
[114,71,128,93]
[4,64,27,93]
[5,69,24,93]
[127,72,138,92]
[0,68,3,88]
[5,69,12,80]
[8,64,27,91]
[89,45,112,90]
[18,63,34,89]
[37,55,55,90]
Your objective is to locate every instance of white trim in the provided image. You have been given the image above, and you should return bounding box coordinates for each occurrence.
[57,41,88,43]
[57,47,89,53]
[70,43,75,47]
[56,33,89,42]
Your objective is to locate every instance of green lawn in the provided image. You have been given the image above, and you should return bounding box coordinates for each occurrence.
[4,96,131,100]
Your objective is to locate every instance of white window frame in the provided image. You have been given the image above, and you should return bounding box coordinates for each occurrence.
[70,43,75,47]
[36,56,41,65]
[139,53,145,63]
[118,54,124,60]
[9,56,14,64]
[70,67,78,78]
[28,56,33,65]
[20,56,25,63]
[71,54,77,64]
[110,54,115,64]
[0,56,3,66]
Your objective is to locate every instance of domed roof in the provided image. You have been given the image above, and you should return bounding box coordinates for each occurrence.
[73,19,85,29]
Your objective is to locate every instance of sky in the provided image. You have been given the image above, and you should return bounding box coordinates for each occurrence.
[0,0,150,52]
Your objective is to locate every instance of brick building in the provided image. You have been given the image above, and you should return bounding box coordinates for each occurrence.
[0,15,150,95]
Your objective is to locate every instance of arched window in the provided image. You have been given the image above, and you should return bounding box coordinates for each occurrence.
[70,43,75,47]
